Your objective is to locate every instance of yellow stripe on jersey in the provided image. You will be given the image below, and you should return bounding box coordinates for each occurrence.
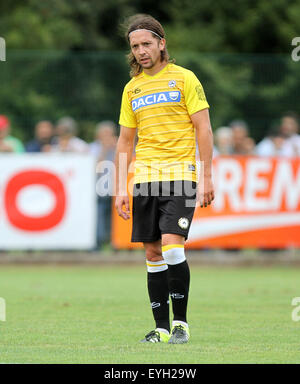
[119,63,209,184]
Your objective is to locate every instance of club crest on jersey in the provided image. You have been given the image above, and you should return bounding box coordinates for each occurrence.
[168,80,176,88]
[132,91,181,111]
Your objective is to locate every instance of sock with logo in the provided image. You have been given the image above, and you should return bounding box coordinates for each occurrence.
[146,259,170,333]
[162,244,190,323]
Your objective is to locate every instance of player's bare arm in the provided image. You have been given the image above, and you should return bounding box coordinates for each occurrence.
[191,108,215,207]
[114,125,136,220]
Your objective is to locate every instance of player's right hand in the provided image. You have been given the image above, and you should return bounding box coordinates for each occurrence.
[115,195,130,220]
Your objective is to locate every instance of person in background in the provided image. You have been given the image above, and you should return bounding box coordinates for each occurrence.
[242,137,256,155]
[213,126,233,156]
[280,112,300,157]
[279,112,299,139]
[0,115,25,153]
[255,124,286,156]
[26,120,55,152]
[51,116,89,153]
[229,119,249,155]
[90,120,117,162]
[91,121,118,249]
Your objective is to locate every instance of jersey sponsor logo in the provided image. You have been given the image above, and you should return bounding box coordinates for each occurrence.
[132,91,181,111]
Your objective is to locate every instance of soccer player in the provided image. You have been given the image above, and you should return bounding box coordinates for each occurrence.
[115,14,214,344]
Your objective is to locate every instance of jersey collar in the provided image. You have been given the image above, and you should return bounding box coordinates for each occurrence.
[142,63,171,79]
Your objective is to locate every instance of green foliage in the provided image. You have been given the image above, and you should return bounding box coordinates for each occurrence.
[165,0,300,54]
[1,0,299,52]
[0,0,82,49]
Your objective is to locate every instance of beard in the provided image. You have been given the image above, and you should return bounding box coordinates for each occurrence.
[139,59,154,68]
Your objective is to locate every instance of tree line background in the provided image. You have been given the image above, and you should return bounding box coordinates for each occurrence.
[0,0,299,142]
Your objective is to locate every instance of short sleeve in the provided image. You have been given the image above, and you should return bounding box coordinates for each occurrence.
[184,70,209,116]
[119,83,137,128]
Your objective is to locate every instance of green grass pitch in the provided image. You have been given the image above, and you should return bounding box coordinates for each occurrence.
[0,263,299,364]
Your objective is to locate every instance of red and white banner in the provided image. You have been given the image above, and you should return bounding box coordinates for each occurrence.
[0,154,97,249]
[112,156,300,249]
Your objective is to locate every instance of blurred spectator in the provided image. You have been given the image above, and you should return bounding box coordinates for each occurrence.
[282,136,300,157]
[242,137,256,155]
[90,120,117,162]
[51,116,89,153]
[92,121,117,249]
[213,126,233,156]
[229,119,249,154]
[26,120,55,152]
[279,112,299,139]
[0,115,25,153]
[255,124,286,156]
[280,112,300,157]
[256,113,300,157]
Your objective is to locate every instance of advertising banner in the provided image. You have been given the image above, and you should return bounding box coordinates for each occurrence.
[111,157,300,249]
[0,154,97,249]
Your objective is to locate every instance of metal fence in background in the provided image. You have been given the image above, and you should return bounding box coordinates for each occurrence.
[0,50,299,142]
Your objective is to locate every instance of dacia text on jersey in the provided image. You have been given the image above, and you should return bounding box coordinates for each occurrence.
[132,91,181,112]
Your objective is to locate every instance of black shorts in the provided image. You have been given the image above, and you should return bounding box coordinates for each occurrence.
[131,181,197,243]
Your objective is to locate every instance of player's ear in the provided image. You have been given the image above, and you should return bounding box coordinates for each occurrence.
[159,38,166,51]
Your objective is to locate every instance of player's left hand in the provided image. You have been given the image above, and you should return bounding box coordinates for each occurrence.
[197,176,214,208]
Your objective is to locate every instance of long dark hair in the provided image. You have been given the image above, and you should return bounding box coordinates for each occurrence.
[123,14,173,77]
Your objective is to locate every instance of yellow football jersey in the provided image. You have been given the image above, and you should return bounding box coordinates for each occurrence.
[119,63,209,184]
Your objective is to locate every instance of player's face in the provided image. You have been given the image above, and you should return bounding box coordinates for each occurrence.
[129,30,165,72]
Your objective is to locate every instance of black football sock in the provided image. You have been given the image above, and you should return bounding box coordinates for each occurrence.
[147,267,170,332]
[167,260,190,323]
